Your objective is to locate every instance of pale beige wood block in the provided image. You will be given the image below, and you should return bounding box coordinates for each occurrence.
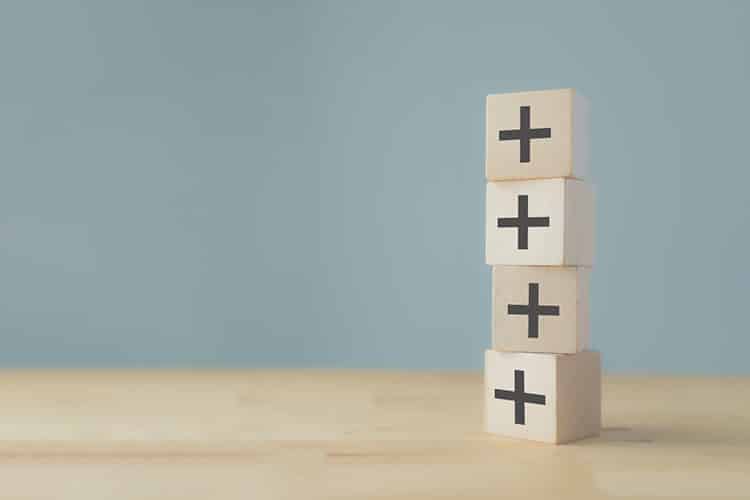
[486,88,589,181]
[484,349,601,444]
[485,178,594,266]
[492,265,590,354]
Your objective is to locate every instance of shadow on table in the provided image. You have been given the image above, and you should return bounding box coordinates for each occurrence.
[592,424,750,446]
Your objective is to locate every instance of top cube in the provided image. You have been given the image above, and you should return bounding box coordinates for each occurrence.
[486,88,589,181]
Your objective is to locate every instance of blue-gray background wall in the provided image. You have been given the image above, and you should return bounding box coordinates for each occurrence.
[1,1,748,372]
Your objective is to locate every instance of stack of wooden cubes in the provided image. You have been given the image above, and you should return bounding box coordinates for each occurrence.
[483,89,601,444]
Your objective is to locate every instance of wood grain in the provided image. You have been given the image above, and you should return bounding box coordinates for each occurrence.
[0,371,748,499]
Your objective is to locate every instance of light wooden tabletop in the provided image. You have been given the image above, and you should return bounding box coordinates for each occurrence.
[0,371,748,499]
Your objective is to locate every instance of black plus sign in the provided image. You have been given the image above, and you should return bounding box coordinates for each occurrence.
[496,195,550,250]
[494,369,546,425]
[498,105,552,163]
[508,283,560,339]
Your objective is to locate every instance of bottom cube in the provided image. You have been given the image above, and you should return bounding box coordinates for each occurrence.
[484,349,600,444]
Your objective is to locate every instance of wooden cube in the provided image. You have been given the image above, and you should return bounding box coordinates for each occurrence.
[484,349,601,444]
[486,88,589,181]
[485,178,594,266]
[492,266,589,354]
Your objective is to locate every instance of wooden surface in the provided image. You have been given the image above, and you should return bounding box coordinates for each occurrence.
[0,371,748,499]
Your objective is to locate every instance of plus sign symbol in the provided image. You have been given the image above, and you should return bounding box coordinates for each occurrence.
[496,194,550,250]
[494,369,546,425]
[498,105,551,163]
[508,283,560,338]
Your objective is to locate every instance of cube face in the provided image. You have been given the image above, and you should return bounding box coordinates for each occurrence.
[485,178,594,266]
[492,266,590,354]
[484,350,601,444]
[484,350,557,443]
[556,350,602,444]
[485,88,589,181]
